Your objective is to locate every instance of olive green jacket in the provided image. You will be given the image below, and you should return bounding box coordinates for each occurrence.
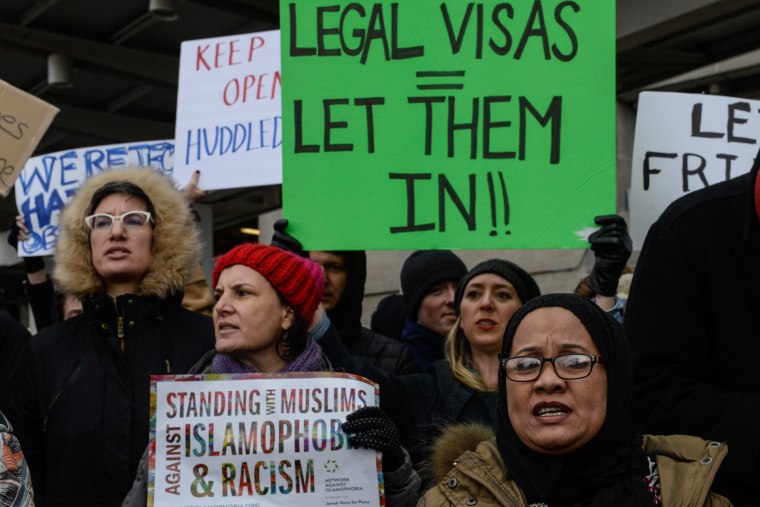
[418,426,733,507]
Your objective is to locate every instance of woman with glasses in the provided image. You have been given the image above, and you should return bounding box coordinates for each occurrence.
[9,168,214,506]
[419,294,732,506]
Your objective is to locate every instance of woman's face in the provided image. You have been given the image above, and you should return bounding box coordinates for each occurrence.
[459,273,522,354]
[506,306,607,455]
[213,264,294,371]
[89,192,153,295]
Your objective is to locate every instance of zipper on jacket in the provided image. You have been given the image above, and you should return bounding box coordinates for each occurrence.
[43,361,82,432]
[117,315,125,352]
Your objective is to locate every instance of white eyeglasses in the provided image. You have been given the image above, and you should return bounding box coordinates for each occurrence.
[84,211,153,231]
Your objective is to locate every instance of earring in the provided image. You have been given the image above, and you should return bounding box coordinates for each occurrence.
[278,329,293,360]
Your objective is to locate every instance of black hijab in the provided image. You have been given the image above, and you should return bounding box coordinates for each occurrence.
[496,294,652,506]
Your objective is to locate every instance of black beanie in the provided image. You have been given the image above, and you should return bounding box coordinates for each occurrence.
[454,259,541,314]
[400,250,467,319]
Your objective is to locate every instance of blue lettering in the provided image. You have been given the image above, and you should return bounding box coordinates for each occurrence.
[84,149,107,176]
[260,118,270,148]
[182,120,280,163]
[18,159,56,194]
[106,147,128,168]
[203,127,220,159]
[273,116,282,148]
[20,189,66,229]
[185,130,200,165]
[60,151,79,186]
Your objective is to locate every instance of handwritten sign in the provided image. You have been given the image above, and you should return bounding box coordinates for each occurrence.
[149,373,382,507]
[281,1,615,249]
[0,80,59,197]
[174,30,282,191]
[13,140,174,256]
[630,92,760,248]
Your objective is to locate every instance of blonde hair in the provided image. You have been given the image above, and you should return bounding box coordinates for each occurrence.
[444,317,494,392]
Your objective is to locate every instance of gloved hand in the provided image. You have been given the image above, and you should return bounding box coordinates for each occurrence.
[587,214,632,297]
[271,218,307,257]
[342,406,404,472]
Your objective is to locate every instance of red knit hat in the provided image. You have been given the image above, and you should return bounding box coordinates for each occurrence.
[212,243,325,325]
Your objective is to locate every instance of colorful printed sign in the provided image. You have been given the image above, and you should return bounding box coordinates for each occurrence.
[149,373,382,507]
[0,80,59,197]
[13,140,174,256]
[281,1,616,249]
[174,30,282,190]
[630,92,760,248]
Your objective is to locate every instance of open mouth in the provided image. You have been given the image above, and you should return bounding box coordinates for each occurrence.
[533,403,571,417]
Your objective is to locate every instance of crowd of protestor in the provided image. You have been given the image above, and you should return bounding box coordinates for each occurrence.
[1,156,757,507]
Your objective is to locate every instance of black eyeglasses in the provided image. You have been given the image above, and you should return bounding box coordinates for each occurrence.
[501,354,603,382]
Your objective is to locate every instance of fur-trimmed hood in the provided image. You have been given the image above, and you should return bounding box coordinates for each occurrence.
[54,167,200,298]
[427,423,495,482]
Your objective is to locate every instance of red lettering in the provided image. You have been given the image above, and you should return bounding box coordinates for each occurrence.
[271,71,281,100]
[243,75,256,103]
[248,36,265,61]
[223,80,239,106]
[196,44,211,71]
[228,39,241,66]
[256,73,268,99]
[215,42,225,68]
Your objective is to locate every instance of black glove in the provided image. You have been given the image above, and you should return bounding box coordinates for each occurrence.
[271,218,307,257]
[587,215,632,296]
[342,406,404,472]
[7,218,45,274]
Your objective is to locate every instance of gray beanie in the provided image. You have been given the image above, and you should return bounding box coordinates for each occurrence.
[400,250,467,319]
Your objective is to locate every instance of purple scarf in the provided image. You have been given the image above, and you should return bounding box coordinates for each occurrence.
[211,334,324,374]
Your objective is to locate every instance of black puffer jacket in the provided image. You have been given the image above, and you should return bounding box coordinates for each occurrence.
[8,168,215,506]
[12,293,213,506]
[327,251,419,374]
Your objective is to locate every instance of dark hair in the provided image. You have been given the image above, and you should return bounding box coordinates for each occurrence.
[275,290,309,359]
[87,181,156,218]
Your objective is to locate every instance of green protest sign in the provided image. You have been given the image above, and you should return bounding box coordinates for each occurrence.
[281,1,615,250]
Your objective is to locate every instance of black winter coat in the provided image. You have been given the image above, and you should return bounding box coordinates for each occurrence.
[9,292,214,506]
[325,250,419,375]
[0,309,30,414]
[319,325,496,470]
[626,160,760,507]
[348,327,421,375]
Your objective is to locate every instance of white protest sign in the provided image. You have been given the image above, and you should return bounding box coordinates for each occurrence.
[149,372,382,507]
[14,140,174,256]
[174,30,282,191]
[630,91,760,248]
[0,80,59,197]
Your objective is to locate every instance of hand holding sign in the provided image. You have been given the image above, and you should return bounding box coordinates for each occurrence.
[343,406,404,472]
[587,215,632,297]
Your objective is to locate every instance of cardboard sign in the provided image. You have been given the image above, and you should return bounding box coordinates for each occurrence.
[280,1,616,249]
[0,80,59,197]
[149,373,382,507]
[630,92,760,248]
[14,140,174,256]
[174,30,282,191]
